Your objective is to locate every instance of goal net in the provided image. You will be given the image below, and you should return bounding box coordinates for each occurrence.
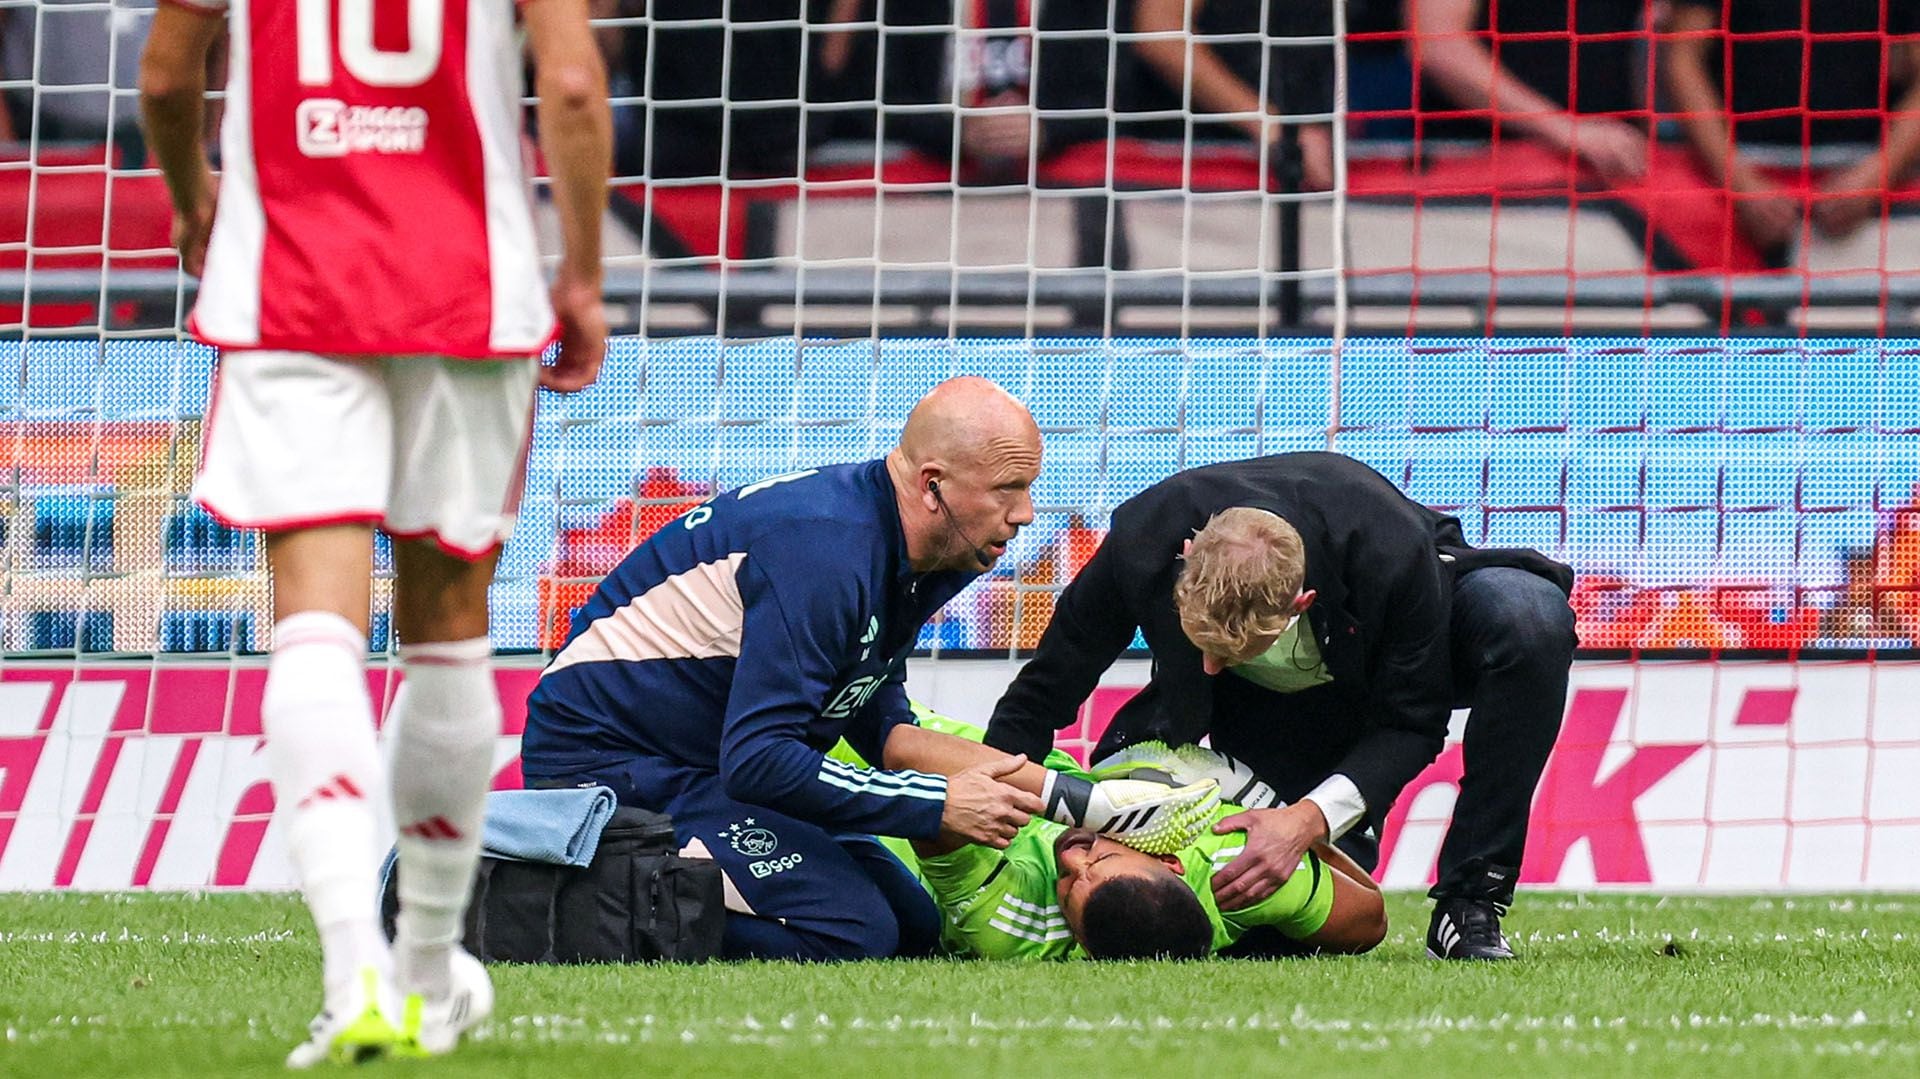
[2,1,1917,890]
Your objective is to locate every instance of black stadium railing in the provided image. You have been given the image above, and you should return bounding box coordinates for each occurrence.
[5,267,1914,338]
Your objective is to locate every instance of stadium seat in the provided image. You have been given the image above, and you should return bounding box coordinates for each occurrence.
[0,143,174,328]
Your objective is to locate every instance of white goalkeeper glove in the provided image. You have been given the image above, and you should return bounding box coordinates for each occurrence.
[1038,771,1221,855]
[1090,740,1284,810]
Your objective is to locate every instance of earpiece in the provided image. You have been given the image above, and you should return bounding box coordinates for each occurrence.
[926,477,992,568]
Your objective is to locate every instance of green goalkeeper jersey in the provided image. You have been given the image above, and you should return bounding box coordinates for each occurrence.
[834,704,1336,959]
[917,805,1336,960]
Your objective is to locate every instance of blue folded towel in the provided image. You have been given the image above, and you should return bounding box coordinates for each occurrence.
[481,786,620,867]
[375,785,621,910]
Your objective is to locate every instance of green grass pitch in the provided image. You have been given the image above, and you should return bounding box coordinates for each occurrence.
[1,892,1915,1077]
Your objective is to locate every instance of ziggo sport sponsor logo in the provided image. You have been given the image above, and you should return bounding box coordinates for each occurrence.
[296,99,429,157]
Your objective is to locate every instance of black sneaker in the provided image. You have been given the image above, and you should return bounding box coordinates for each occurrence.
[1426,898,1515,960]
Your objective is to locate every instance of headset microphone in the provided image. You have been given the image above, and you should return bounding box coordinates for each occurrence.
[928,479,995,569]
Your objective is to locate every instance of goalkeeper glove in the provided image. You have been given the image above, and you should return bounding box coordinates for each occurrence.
[1091,740,1284,810]
[1038,771,1221,855]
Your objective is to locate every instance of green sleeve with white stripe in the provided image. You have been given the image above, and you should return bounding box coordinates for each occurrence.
[918,821,1079,960]
[837,701,1092,958]
[1218,850,1334,941]
[906,703,1092,778]
[831,703,1090,781]
[1184,806,1336,945]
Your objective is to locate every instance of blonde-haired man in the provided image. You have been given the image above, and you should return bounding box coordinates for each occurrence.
[985,453,1576,961]
[1174,507,1312,669]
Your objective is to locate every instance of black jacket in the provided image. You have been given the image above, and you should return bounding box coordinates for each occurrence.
[984,453,1573,828]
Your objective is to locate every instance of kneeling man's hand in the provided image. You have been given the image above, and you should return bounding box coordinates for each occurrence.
[1209,801,1329,910]
[941,755,1044,849]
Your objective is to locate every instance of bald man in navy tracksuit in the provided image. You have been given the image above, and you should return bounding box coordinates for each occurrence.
[521,379,1045,960]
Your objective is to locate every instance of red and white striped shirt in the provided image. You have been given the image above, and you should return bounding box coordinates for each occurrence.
[171,0,555,358]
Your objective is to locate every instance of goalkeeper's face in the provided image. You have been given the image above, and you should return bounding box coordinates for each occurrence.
[1053,829,1184,936]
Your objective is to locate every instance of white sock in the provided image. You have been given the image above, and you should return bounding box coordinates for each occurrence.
[263,611,388,1002]
[388,637,498,1000]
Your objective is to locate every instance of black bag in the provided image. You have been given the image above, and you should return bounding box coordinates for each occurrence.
[381,806,725,964]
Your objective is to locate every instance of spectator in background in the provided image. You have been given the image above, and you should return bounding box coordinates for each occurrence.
[821,1,1116,178]
[1403,0,1647,182]
[0,0,162,159]
[1662,0,1920,257]
[1130,0,1337,191]
[616,1,840,180]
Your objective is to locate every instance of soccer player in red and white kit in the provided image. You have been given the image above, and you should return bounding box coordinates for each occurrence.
[140,0,610,1064]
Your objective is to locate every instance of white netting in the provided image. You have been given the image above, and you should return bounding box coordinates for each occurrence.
[0,1,1347,659]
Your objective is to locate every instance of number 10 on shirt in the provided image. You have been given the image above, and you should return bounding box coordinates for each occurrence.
[297,0,443,87]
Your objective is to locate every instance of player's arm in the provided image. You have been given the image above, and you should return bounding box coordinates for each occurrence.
[138,2,226,277]
[885,722,1070,856]
[523,0,612,392]
[884,720,1219,858]
[848,673,1042,854]
[1220,839,1386,954]
[917,850,1060,960]
[985,530,1140,759]
[1297,840,1387,954]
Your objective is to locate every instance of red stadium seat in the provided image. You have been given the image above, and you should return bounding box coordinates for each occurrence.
[0,143,176,328]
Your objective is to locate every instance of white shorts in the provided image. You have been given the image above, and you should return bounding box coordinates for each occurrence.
[194,351,539,560]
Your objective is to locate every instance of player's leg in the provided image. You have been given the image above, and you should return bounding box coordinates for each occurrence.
[263,525,386,984]
[384,539,500,1047]
[195,351,397,1064]
[1429,566,1577,960]
[378,355,535,1050]
[263,527,396,1063]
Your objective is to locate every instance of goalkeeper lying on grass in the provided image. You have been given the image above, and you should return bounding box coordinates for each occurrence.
[862,710,1387,960]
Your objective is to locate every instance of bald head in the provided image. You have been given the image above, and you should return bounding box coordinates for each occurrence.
[888,377,1043,572]
[897,376,1039,473]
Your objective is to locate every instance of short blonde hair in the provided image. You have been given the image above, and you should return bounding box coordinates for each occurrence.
[1174,508,1306,658]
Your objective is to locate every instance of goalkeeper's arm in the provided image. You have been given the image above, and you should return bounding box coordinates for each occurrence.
[883,722,1217,856]
[1298,839,1387,954]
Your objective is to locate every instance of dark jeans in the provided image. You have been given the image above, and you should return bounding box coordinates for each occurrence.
[1206,566,1576,907]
